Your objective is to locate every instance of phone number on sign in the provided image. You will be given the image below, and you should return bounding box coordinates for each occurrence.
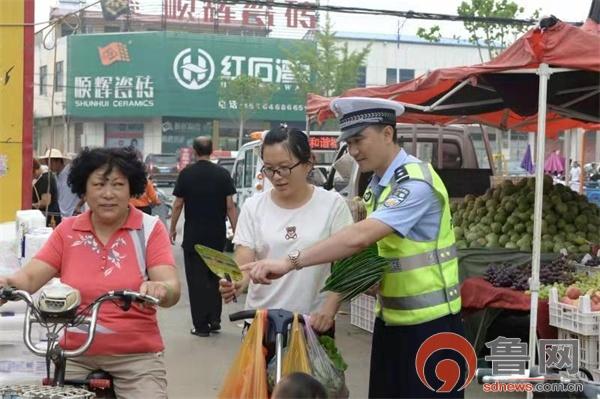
[217,101,305,112]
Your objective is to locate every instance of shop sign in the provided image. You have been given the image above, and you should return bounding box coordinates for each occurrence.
[163,0,317,30]
[67,32,310,121]
[309,135,338,150]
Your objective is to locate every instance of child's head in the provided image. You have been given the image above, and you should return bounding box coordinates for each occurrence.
[272,372,328,399]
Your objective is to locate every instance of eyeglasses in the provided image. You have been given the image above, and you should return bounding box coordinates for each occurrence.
[261,161,302,178]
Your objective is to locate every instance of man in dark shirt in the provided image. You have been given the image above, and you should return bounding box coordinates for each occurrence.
[170,137,238,337]
[32,158,61,227]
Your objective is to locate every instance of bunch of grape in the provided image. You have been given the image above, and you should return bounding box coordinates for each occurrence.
[484,263,531,290]
[485,256,576,292]
[539,256,576,285]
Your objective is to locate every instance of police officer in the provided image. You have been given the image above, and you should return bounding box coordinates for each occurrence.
[242,97,464,398]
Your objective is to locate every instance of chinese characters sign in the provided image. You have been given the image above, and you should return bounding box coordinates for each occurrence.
[163,0,316,30]
[309,135,338,150]
[67,32,310,120]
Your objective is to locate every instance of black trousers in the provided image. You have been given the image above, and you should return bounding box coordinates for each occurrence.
[183,249,222,331]
[369,313,466,399]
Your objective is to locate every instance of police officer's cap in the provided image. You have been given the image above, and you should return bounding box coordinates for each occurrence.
[330,97,405,142]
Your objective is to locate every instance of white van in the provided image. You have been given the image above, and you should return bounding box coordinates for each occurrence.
[231,134,271,210]
[231,130,341,210]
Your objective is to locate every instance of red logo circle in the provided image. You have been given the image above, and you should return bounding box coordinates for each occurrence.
[415,332,477,392]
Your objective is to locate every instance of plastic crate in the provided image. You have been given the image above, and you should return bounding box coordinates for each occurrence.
[557,328,599,371]
[549,287,600,336]
[350,293,376,333]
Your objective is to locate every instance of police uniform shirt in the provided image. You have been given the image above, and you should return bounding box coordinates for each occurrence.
[367,148,442,241]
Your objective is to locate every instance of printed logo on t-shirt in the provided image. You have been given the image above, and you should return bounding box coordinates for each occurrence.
[285,226,298,240]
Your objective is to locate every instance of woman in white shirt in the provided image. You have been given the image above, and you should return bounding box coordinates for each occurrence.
[220,127,353,332]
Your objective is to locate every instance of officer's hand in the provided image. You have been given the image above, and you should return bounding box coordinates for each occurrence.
[240,258,291,285]
[219,278,242,303]
[169,230,177,245]
[365,283,379,297]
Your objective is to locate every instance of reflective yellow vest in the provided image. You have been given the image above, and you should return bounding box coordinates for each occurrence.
[364,162,461,326]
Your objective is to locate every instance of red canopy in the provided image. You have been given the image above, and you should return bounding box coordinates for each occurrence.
[307,18,600,137]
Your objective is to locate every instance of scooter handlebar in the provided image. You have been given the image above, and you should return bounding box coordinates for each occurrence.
[0,286,34,304]
[229,309,305,323]
[107,290,159,306]
[229,309,258,321]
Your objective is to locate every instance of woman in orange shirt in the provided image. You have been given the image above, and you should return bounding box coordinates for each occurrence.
[130,177,160,214]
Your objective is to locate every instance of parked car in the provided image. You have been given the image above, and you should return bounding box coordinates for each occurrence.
[145,153,179,186]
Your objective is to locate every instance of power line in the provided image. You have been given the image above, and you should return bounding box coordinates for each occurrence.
[217,0,541,25]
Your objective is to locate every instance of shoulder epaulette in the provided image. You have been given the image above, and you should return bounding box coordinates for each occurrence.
[394,166,410,184]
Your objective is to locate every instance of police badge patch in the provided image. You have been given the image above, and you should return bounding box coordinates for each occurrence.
[363,191,373,202]
[383,188,410,208]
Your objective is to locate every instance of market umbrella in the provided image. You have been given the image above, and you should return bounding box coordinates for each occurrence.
[307,19,600,137]
[520,144,535,174]
[543,150,565,174]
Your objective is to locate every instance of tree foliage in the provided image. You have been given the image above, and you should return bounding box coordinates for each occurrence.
[286,14,371,99]
[218,75,277,148]
[417,0,539,62]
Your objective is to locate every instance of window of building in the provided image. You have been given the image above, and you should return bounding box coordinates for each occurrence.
[386,68,397,85]
[356,66,366,87]
[54,61,64,92]
[386,68,415,84]
[39,66,47,95]
[399,68,415,82]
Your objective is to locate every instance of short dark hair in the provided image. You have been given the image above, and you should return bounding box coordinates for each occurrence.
[273,372,327,399]
[193,136,213,156]
[261,127,312,163]
[68,147,147,198]
[373,124,398,142]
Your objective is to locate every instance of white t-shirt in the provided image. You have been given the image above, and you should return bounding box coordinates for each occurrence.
[234,187,353,315]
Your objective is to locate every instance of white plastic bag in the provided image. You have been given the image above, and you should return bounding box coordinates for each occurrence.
[304,317,349,398]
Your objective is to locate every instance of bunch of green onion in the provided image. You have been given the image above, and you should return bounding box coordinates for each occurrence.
[322,246,390,301]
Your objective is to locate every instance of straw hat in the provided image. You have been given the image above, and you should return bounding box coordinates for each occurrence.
[40,148,70,160]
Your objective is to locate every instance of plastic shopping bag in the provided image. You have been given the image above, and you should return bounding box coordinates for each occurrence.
[282,313,311,376]
[218,310,268,399]
[304,318,349,398]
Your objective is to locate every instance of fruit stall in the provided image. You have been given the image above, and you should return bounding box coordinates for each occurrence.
[450,174,600,376]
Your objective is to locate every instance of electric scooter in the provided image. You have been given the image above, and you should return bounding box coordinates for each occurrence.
[0,284,158,398]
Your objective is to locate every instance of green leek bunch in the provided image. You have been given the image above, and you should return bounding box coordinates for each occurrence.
[321,246,390,301]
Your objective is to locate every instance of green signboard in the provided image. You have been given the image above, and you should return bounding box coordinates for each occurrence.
[67,32,309,121]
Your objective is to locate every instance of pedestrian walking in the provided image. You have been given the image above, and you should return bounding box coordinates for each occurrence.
[170,137,238,337]
[242,98,465,398]
[570,161,582,192]
[32,158,61,227]
[40,148,80,218]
